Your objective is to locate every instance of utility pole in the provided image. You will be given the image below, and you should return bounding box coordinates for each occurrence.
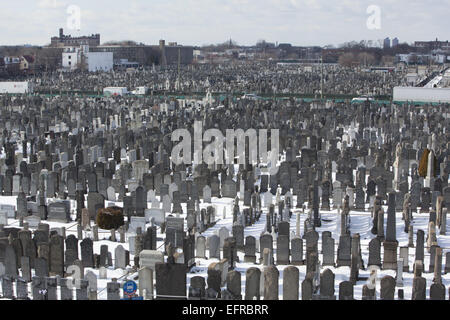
[320,55,324,100]
[177,48,181,91]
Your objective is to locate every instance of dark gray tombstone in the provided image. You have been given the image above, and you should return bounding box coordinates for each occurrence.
[283,266,299,300]
[291,237,304,265]
[245,267,261,300]
[244,236,256,263]
[380,276,396,300]
[322,232,335,266]
[155,262,187,300]
[276,235,290,265]
[338,281,354,300]
[80,238,95,268]
[263,266,279,300]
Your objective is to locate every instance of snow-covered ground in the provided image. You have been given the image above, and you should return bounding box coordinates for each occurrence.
[1,189,449,300]
[189,198,450,300]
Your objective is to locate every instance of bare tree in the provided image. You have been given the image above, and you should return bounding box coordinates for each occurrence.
[338,53,356,67]
[357,52,376,66]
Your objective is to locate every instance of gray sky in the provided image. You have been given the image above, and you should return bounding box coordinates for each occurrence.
[1,0,449,46]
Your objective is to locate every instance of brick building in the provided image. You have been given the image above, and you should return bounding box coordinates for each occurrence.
[51,28,100,47]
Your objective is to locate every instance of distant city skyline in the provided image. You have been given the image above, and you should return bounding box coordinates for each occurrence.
[0,0,448,47]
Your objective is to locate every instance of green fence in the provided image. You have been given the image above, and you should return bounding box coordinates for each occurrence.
[6,90,448,106]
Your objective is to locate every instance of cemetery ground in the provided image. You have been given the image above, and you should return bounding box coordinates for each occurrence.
[0,182,449,300]
[0,66,448,307]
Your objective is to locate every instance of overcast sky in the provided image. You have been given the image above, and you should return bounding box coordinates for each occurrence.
[1,0,449,47]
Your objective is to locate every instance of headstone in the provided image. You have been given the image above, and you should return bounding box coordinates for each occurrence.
[380,275,396,300]
[283,266,299,300]
[244,267,261,300]
[155,262,187,300]
[263,266,279,300]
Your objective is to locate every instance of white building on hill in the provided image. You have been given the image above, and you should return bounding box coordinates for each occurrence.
[62,46,113,72]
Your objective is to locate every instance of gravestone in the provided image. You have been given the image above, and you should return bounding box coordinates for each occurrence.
[209,235,220,259]
[283,266,299,300]
[80,238,95,268]
[245,268,261,300]
[114,245,126,269]
[322,232,335,266]
[106,279,121,300]
[276,235,290,265]
[139,267,154,299]
[319,269,336,300]
[155,262,187,300]
[49,235,64,277]
[87,193,104,219]
[291,237,304,265]
[368,238,382,267]
[244,236,257,263]
[263,266,279,300]
[380,276,396,300]
[196,236,206,259]
[339,281,354,300]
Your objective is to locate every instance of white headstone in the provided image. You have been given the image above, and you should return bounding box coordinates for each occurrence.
[145,209,165,225]
[129,217,147,234]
